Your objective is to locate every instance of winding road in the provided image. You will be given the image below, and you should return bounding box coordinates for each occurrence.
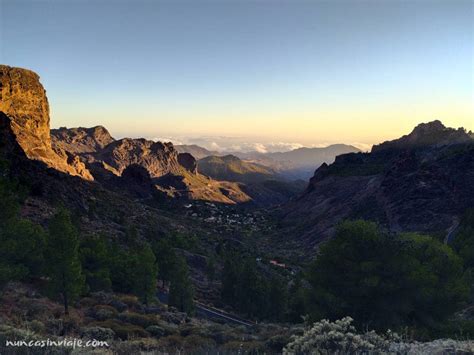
[157,291,255,327]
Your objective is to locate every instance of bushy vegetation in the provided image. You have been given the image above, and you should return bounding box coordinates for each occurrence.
[168,256,195,314]
[45,207,86,314]
[306,220,470,331]
[452,209,474,283]
[284,317,474,355]
[221,251,288,321]
[79,234,112,292]
[284,317,398,354]
[2,165,474,344]
[0,176,46,286]
[0,174,195,317]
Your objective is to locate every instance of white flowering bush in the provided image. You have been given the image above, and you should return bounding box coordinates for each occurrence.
[283,317,400,355]
[388,338,474,354]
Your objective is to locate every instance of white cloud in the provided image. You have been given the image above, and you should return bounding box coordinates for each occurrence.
[251,143,268,154]
[209,142,221,151]
[265,142,304,152]
[148,134,369,154]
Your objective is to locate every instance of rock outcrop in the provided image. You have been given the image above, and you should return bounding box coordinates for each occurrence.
[51,126,253,204]
[178,152,198,174]
[95,138,182,177]
[51,125,115,154]
[372,120,473,152]
[0,65,93,180]
[279,121,474,257]
[0,65,273,205]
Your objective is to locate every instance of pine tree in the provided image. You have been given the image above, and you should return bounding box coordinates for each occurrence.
[152,239,177,288]
[45,208,85,315]
[0,176,46,285]
[131,243,157,304]
[79,234,112,292]
[169,256,195,314]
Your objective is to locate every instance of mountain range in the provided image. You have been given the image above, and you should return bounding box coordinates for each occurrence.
[1,64,473,256]
[176,143,361,180]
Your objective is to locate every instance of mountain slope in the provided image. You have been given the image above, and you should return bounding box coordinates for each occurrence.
[199,154,277,183]
[268,144,362,165]
[277,121,474,257]
[197,154,308,205]
[175,144,220,159]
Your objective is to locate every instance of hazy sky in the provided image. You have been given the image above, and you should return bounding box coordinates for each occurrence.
[1,0,473,150]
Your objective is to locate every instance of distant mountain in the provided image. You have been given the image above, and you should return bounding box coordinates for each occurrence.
[277,121,474,258]
[197,154,306,206]
[177,143,361,180]
[175,144,220,160]
[231,144,361,180]
[198,155,277,184]
[268,144,361,165]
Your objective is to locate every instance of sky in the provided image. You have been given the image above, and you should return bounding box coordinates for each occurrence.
[0,0,473,152]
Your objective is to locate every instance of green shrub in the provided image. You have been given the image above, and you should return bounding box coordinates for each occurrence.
[92,304,118,320]
[145,325,165,338]
[88,320,149,340]
[117,312,158,328]
[183,334,216,352]
[211,330,241,344]
[26,320,45,334]
[427,320,474,340]
[118,295,140,308]
[0,325,38,342]
[157,334,185,351]
[80,326,115,341]
[265,334,291,352]
[78,297,98,308]
[283,317,399,354]
[18,298,57,320]
[221,340,266,354]
[156,321,179,336]
[179,324,198,337]
[307,220,470,330]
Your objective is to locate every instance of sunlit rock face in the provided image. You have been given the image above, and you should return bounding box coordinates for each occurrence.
[0,65,93,180]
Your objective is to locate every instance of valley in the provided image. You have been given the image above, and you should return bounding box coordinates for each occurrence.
[1,64,474,354]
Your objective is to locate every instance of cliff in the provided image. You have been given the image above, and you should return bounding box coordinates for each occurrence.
[0,65,93,180]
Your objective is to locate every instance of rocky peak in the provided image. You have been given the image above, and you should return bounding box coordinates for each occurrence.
[0,65,93,180]
[51,125,115,154]
[372,120,472,153]
[94,137,182,177]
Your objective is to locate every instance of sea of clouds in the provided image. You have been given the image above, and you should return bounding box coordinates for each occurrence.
[151,135,371,153]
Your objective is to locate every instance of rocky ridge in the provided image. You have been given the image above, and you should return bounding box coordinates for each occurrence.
[0,65,251,207]
[51,127,251,204]
[278,121,474,257]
